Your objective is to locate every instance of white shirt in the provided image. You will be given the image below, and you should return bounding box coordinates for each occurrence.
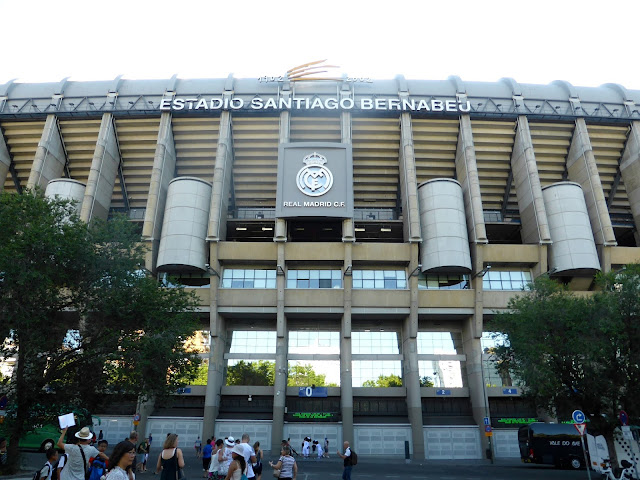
[316,444,323,457]
[240,443,255,478]
[39,461,54,480]
[61,444,99,480]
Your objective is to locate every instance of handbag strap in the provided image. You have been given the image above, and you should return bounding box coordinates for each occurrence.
[78,445,88,475]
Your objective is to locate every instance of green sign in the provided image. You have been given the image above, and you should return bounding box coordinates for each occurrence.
[291,412,335,420]
[497,418,538,425]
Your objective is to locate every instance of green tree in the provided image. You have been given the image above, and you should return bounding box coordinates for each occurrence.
[419,376,434,387]
[0,190,201,473]
[489,268,640,459]
[287,363,337,387]
[226,361,275,386]
[362,374,403,387]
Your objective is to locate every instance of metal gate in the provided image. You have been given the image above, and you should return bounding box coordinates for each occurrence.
[353,425,411,456]
[424,426,481,459]
[493,430,520,458]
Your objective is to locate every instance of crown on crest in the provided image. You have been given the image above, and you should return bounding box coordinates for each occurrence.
[303,152,327,166]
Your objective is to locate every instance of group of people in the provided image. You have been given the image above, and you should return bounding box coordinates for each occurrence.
[40,426,143,480]
[300,437,329,459]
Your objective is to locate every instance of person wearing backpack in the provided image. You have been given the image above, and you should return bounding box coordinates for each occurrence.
[35,448,58,480]
[88,441,109,480]
[337,441,356,480]
[57,427,108,480]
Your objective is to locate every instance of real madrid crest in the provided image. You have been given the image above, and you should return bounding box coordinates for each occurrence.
[296,152,333,197]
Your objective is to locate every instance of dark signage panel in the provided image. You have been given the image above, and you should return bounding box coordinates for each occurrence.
[276,143,353,219]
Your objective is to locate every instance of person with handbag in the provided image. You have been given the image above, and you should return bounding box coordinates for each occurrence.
[104,441,136,480]
[268,445,296,480]
[155,434,185,480]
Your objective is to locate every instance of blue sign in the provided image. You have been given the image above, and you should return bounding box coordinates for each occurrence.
[436,389,451,396]
[503,388,518,395]
[485,425,492,433]
[572,410,586,424]
[176,387,192,394]
[484,417,490,426]
[298,387,328,398]
[620,410,629,426]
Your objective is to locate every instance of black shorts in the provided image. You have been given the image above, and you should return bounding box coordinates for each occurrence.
[203,458,211,470]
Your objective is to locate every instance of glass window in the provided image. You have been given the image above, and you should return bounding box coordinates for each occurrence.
[221,269,276,288]
[287,270,342,289]
[417,332,463,355]
[418,273,469,290]
[289,331,340,354]
[352,360,402,387]
[229,330,277,354]
[483,270,532,290]
[352,270,406,289]
[287,360,340,386]
[225,359,275,386]
[419,360,466,388]
[481,332,513,387]
[352,331,400,354]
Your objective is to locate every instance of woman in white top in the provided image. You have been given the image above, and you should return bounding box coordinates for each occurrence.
[208,439,224,479]
[224,445,247,480]
[105,441,137,480]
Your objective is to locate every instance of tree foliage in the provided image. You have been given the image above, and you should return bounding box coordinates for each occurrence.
[0,190,201,472]
[225,361,338,387]
[362,374,403,387]
[490,267,640,435]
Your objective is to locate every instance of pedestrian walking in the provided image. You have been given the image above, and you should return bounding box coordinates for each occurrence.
[195,437,202,457]
[337,441,353,480]
[104,441,136,480]
[155,434,185,480]
[269,445,296,480]
[57,427,108,480]
[201,439,213,477]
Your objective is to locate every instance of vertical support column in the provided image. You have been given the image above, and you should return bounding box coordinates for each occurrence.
[403,244,424,459]
[80,113,121,223]
[135,396,155,440]
[341,243,354,447]
[0,127,11,192]
[465,243,491,458]
[620,121,640,236]
[202,244,226,440]
[207,107,234,242]
[567,118,617,248]
[27,115,67,189]
[271,243,287,454]
[511,116,552,245]
[271,94,290,453]
[399,106,423,244]
[142,112,176,270]
[455,116,488,244]
[340,84,355,242]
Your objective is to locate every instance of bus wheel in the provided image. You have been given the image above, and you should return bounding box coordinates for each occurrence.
[570,457,582,469]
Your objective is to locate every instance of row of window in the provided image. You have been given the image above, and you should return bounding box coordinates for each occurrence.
[225,330,464,355]
[219,269,531,290]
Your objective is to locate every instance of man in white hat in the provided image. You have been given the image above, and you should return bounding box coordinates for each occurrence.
[57,427,108,480]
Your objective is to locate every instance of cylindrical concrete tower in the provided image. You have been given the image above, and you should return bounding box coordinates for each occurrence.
[542,182,601,275]
[44,178,86,216]
[156,177,212,272]
[418,178,472,273]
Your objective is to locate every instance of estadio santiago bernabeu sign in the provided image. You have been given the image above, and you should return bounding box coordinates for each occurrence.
[276,143,353,219]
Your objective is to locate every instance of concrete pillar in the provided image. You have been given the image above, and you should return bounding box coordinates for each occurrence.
[465,242,491,457]
[455,115,488,244]
[80,113,121,222]
[403,244,424,459]
[27,115,67,189]
[202,245,225,440]
[274,99,291,244]
[399,110,423,244]
[567,118,617,247]
[271,243,287,454]
[142,112,176,270]
[511,116,552,244]
[0,129,10,192]
[340,85,356,243]
[207,109,233,242]
[340,243,354,447]
[620,121,640,234]
[135,396,155,440]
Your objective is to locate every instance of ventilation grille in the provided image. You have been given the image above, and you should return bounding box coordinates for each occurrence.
[413,119,458,184]
[172,117,220,182]
[529,122,573,187]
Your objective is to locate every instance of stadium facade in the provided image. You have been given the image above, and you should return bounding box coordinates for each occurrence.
[1,73,640,459]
